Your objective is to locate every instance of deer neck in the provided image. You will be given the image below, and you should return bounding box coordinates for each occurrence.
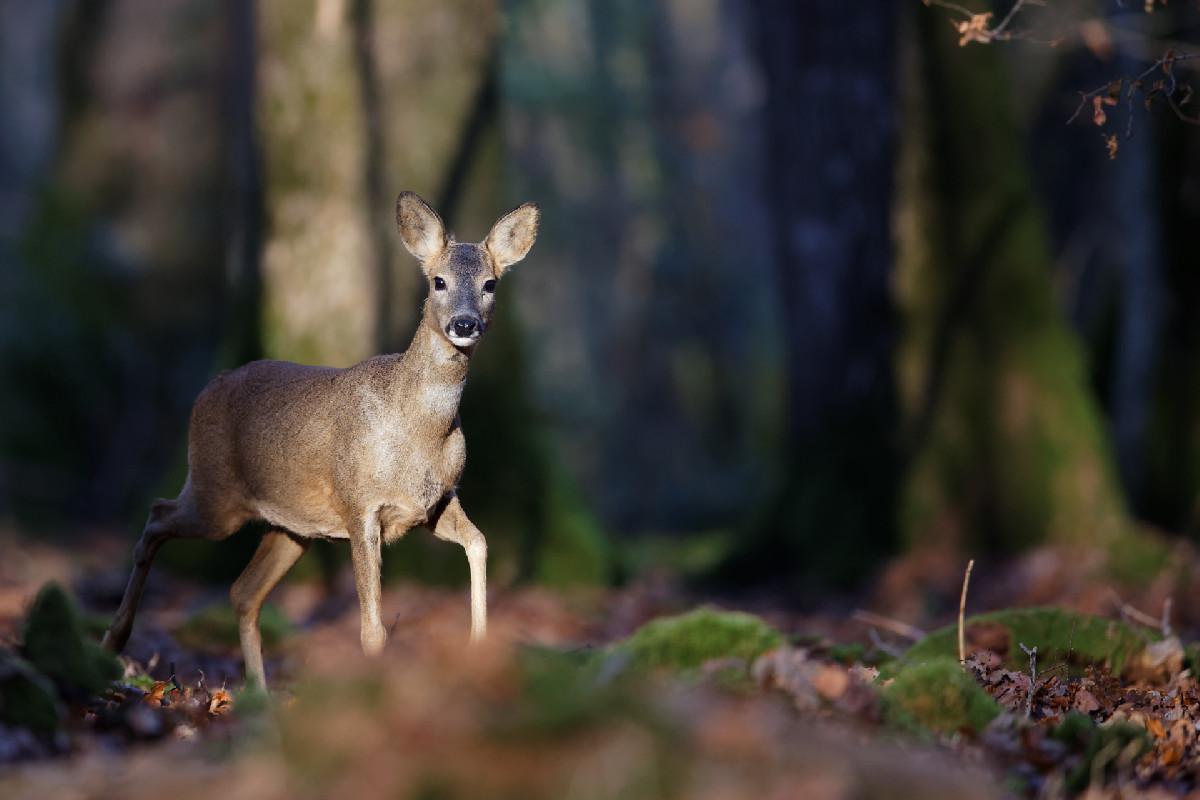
[394,303,472,423]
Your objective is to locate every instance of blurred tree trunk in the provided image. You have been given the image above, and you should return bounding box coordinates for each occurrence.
[2,0,233,524]
[1143,2,1200,535]
[1144,126,1200,535]
[257,0,500,366]
[221,0,265,368]
[722,0,900,585]
[1028,6,1166,521]
[893,8,1129,565]
[0,0,70,517]
[503,0,779,545]
[256,0,378,366]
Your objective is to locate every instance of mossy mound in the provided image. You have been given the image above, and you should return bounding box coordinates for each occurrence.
[21,583,122,698]
[881,657,1000,736]
[889,608,1150,677]
[173,602,293,650]
[609,608,783,671]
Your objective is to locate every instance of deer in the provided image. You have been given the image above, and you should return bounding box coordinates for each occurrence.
[102,191,540,688]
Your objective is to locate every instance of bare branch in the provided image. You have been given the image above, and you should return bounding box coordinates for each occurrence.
[851,610,926,641]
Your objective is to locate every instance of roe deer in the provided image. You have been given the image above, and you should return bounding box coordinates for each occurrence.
[102,191,540,687]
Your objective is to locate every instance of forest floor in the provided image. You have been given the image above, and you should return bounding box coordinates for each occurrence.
[2,530,1200,799]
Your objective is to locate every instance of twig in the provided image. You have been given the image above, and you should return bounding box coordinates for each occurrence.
[1161,597,1173,638]
[1067,52,1200,130]
[990,0,1038,40]
[1106,588,1161,631]
[868,628,906,659]
[1020,642,1038,719]
[852,610,926,641]
[958,558,975,665]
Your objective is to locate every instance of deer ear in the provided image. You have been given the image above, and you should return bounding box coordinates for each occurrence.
[395,191,447,267]
[485,202,539,275]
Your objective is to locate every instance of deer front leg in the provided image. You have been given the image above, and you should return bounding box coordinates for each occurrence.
[349,509,387,656]
[431,494,487,641]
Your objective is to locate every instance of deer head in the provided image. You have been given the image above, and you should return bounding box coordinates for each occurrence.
[396,191,540,348]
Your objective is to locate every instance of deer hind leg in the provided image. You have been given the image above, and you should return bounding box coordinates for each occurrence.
[230,529,308,688]
[103,489,242,653]
[431,495,487,641]
[348,508,387,656]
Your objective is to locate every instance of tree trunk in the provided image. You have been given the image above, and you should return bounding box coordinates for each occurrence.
[725,0,900,585]
[893,6,1129,561]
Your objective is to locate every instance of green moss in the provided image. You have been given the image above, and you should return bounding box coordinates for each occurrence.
[173,602,293,650]
[881,657,1000,736]
[609,608,783,671]
[889,608,1149,677]
[125,673,157,691]
[0,651,63,738]
[1052,711,1150,792]
[21,583,122,697]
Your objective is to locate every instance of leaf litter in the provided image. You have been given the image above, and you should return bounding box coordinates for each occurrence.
[1,538,1200,796]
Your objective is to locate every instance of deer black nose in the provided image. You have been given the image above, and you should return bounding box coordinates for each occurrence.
[450,317,478,337]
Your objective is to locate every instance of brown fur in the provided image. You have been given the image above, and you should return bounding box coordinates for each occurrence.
[103,192,540,687]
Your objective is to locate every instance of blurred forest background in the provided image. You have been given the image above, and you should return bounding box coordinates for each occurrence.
[2,0,1199,604]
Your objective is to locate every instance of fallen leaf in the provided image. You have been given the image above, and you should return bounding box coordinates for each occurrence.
[1073,688,1101,713]
[1145,717,1165,739]
[812,665,850,702]
[208,688,234,716]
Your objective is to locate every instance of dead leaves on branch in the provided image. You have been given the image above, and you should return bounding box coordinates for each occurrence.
[923,0,1200,156]
[956,12,995,47]
[924,0,1047,46]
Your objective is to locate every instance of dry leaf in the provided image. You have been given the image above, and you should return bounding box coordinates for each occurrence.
[144,680,171,707]
[1159,742,1183,766]
[1073,688,1100,713]
[1105,134,1119,160]
[1145,716,1166,739]
[957,13,993,46]
[812,665,850,702]
[208,688,234,716]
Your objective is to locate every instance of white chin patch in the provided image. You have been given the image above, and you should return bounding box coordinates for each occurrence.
[449,336,478,348]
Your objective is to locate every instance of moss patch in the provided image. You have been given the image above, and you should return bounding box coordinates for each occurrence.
[881,657,1000,736]
[609,608,783,671]
[889,608,1150,677]
[21,583,122,698]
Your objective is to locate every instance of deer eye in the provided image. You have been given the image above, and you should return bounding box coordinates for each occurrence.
[482,279,496,293]
[433,277,447,291]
